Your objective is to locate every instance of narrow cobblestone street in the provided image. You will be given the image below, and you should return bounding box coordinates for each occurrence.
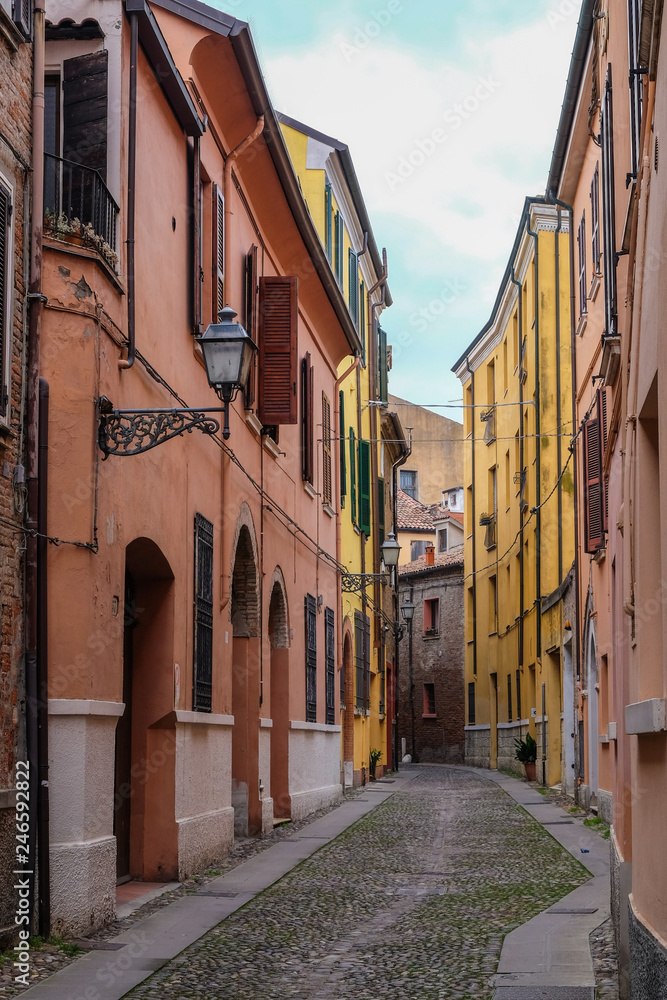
[125,767,590,1000]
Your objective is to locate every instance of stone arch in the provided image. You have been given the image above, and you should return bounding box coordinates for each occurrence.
[268,567,290,648]
[230,503,260,638]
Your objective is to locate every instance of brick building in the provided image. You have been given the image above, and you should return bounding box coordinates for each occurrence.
[0,0,32,946]
[398,548,464,764]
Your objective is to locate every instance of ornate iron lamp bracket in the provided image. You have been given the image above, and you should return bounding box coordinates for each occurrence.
[98,397,222,458]
[341,572,389,595]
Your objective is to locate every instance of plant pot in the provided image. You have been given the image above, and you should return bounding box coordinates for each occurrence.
[524,762,536,782]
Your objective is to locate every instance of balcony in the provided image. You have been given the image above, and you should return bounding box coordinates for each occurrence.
[44,153,120,271]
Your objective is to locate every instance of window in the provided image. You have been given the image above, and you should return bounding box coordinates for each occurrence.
[507,673,513,722]
[334,210,343,286]
[424,598,440,636]
[349,427,357,524]
[339,390,346,507]
[193,514,214,712]
[577,212,587,318]
[244,245,258,406]
[358,438,371,535]
[628,0,643,182]
[468,682,476,725]
[488,575,497,634]
[301,354,313,483]
[516,670,522,720]
[598,386,609,531]
[377,477,385,545]
[590,163,601,274]
[583,415,604,553]
[601,66,618,339]
[423,682,436,717]
[348,248,359,327]
[322,393,332,507]
[3,0,30,34]
[258,275,298,426]
[487,359,495,403]
[354,610,370,711]
[400,469,417,499]
[378,325,388,403]
[359,280,366,365]
[0,180,11,418]
[325,180,332,262]
[466,586,474,643]
[438,527,448,553]
[325,607,335,725]
[411,539,428,561]
[305,594,317,722]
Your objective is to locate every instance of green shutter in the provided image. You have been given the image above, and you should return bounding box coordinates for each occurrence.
[334,211,343,286]
[349,427,357,524]
[359,280,366,366]
[325,181,332,262]
[339,390,346,507]
[377,476,385,545]
[359,438,371,536]
[348,249,358,327]
[378,325,388,403]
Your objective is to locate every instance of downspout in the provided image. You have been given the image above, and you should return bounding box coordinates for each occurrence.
[555,213,563,586]
[118,11,138,370]
[526,219,542,658]
[464,356,477,678]
[367,251,387,649]
[510,269,525,668]
[37,379,50,936]
[219,115,264,614]
[26,1,47,937]
[408,582,415,761]
[392,425,412,771]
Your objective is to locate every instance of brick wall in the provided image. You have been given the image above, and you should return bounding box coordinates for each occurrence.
[0,18,31,945]
[398,561,464,763]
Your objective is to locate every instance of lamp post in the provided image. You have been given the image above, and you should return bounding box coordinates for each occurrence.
[98,306,257,456]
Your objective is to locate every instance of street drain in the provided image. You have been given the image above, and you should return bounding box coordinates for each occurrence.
[541,820,575,825]
[548,906,599,914]
[493,988,594,999]
[196,891,239,898]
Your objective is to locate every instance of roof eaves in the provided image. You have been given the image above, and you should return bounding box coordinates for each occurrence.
[150,0,239,34]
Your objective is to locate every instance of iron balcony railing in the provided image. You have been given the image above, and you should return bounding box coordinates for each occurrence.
[44,153,119,267]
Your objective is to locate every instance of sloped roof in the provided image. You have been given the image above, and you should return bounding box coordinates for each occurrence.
[396,490,436,532]
[398,550,464,577]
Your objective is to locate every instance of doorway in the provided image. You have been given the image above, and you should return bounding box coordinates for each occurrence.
[114,572,136,882]
[269,578,290,819]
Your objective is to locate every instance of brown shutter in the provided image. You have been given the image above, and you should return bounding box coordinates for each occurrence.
[0,184,8,417]
[322,393,332,506]
[212,185,224,319]
[301,353,313,483]
[63,51,108,177]
[258,276,298,425]
[193,138,202,335]
[583,417,604,553]
[244,244,258,407]
[597,386,609,531]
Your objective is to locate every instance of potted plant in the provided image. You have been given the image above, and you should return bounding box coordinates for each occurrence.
[369,747,383,781]
[514,732,537,781]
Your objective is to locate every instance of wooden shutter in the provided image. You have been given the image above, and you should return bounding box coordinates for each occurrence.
[335,211,343,285]
[348,249,358,327]
[212,185,224,319]
[325,181,332,262]
[601,66,618,339]
[378,325,388,402]
[597,386,609,531]
[377,476,385,546]
[516,670,522,720]
[364,613,371,711]
[325,607,335,725]
[301,353,313,483]
[322,393,332,506]
[590,163,600,272]
[0,184,8,417]
[583,417,604,553]
[468,682,476,725]
[339,390,346,507]
[193,139,202,335]
[305,594,317,722]
[354,610,364,710]
[244,245,258,407]
[507,674,513,722]
[577,213,587,318]
[349,427,357,524]
[628,0,643,181]
[63,51,108,176]
[359,438,371,536]
[258,275,298,425]
[359,281,366,365]
[193,514,214,712]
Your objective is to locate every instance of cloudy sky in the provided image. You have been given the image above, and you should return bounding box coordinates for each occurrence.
[211,0,581,414]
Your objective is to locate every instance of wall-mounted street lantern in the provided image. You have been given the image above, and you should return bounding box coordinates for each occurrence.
[98,307,257,457]
[401,598,415,622]
[341,533,403,595]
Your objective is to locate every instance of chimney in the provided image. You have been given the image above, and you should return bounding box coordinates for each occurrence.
[425,543,435,566]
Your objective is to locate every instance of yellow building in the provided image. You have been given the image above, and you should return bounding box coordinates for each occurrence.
[279,114,397,785]
[452,199,576,788]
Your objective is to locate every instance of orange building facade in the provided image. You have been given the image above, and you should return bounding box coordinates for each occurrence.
[39,0,366,935]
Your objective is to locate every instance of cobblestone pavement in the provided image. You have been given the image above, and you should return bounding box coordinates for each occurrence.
[125,767,590,1000]
[591,918,620,1000]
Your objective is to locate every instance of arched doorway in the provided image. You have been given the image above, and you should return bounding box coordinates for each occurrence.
[342,627,354,787]
[269,575,290,819]
[114,538,175,882]
[230,517,261,836]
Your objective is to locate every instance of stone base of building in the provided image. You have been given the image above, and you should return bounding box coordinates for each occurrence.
[50,835,117,937]
[465,726,490,768]
[0,793,19,947]
[176,807,235,879]
[629,896,667,1000]
[289,784,342,821]
[611,826,632,1000]
[496,721,529,772]
[598,787,613,825]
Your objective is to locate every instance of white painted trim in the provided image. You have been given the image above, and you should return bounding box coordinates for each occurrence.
[465,724,491,731]
[259,718,273,728]
[174,711,234,726]
[263,436,283,459]
[496,719,530,730]
[303,481,318,500]
[245,412,263,436]
[625,698,666,735]
[290,720,341,733]
[48,699,125,717]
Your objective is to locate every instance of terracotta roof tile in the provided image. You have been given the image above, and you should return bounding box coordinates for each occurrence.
[396,490,436,531]
[398,550,464,576]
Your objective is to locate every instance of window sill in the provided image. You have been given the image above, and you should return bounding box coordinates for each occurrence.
[576,312,588,338]
[263,435,283,460]
[303,481,317,500]
[422,713,437,719]
[245,412,263,437]
[43,235,124,294]
[423,632,440,640]
[323,502,336,518]
[0,7,23,51]
[589,272,601,302]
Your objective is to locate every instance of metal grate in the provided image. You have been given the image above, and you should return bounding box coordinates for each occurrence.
[193,514,214,712]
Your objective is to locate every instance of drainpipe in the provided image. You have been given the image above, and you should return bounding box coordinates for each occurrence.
[408,582,415,761]
[464,356,477,679]
[26,1,47,937]
[555,212,563,586]
[219,116,264,615]
[37,379,50,935]
[392,425,412,772]
[119,12,138,370]
[367,251,388,650]
[526,219,542,658]
[510,269,525,668]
